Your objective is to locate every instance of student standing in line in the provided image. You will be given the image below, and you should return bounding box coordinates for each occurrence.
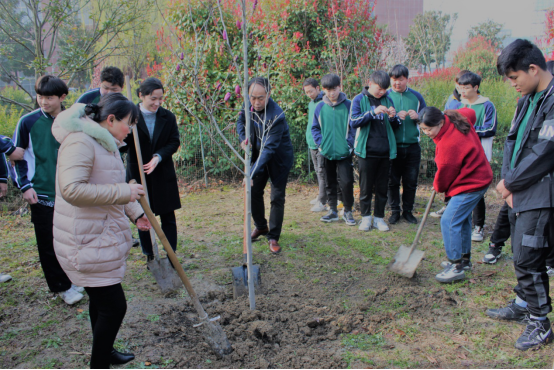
[350,70,400,232]
[458,72,498,242]
[417,107,492,283]
[0,135,24,283]
[444,69,471,110]
[124,78,181,262]
[303,78,327,212]
[387,64,427,225]
[77,66,125,104]
[12,75,84,305]
[311,74,355,226]
[53,93,151,368]
[488,39,554,350]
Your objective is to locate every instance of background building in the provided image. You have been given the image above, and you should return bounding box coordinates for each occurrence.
[374,0,424,38]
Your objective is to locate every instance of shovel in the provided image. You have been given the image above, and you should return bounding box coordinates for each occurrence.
[388,189,436,278]
[231,187,261,299]
[136,193,233,358]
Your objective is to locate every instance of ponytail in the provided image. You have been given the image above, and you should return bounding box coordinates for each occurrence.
[84,93,138,125]
[444,110,471,135]
[418,106,471,135]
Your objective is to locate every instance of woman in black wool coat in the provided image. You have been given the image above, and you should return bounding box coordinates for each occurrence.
[124,78,181,261]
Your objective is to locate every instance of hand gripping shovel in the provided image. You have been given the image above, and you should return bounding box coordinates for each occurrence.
[124,76,182,293]
[388,189,436,278]
[136,192,233,358]
[231,187,261,299]
[130,128,182,293]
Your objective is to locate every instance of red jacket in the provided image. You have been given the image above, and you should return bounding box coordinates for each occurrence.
[433,108,492,197]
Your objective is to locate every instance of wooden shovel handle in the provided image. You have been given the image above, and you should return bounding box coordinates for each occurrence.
[131,180,208,319]
[409,189,436,252]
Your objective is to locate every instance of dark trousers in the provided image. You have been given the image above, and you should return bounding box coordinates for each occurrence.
[251,169,289,241]
[138,211,177,256]
[472,197,486,228]
[359,157,390,218]
[508,208,553,317]
[490,202,511,247]
[324,157,354,212]
[388,143,421,213]
[30,203,72,293]
[85,284,127,369]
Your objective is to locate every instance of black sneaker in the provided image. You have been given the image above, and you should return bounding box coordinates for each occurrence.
[389,211,401,224]
[515,318,553,351]
[486,299,530,324]
[402,211,417,224]
[342,211,356,226]
[146,255,155,263]
[482,244,502,264]
[132,238,140,247]
[320,210,339,223]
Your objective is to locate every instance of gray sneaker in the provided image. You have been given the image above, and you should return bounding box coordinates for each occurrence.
[482,244,502,264]
[343,211,356,226]
[471,226,484,242]
[440,260,472,271]
[435,263,466,283]
[547,266,554,277]
[0,273,12,283]
[430,205,446,218]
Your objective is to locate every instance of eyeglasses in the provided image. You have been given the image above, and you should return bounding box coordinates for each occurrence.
[458,86,475,91]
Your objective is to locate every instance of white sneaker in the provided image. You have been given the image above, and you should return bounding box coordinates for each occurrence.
[59,288,84,305]
[359,216,372,231]
[547,266,554,277]
[310,201,327,212]
[71,284,85,293]
[471,226,484,242]
[430,205,446,218]
[0,273,12,283]
[373,217,390,232]
[310,197,318,205]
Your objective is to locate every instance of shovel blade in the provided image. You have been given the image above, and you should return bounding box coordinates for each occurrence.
[147,257,184,294]
[388,245,425,278]
[231,264,261,299]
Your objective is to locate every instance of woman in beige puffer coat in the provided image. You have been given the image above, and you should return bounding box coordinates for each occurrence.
[52,93,151,369]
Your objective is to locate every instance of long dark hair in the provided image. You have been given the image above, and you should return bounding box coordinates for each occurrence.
[84,93,138,124]
[418,106,471,135]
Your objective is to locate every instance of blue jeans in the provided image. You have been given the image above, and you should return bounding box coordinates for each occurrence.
[441,187,488,262]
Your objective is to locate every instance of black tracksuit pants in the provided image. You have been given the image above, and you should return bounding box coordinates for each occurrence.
[251,167,290,242]
[85,284,127,369]
[490,202,511,247]
[359,157,390,218]
[138,211,177,256]
[388,143,420,213]
[508,208,554,317]
[490,203,554,266]
[30,203,72,293]
[472,197,486,228]
[323,157,354,212]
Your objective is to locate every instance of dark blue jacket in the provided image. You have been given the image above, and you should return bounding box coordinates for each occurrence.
[237,98,294,185]
[0,135,16,184]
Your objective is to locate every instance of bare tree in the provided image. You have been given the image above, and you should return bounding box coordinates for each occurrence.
[0,0,154,111]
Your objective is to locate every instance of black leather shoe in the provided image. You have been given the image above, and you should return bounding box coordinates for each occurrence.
[110,349,135,365]
[389,211,401,224]
[403,211,417,224]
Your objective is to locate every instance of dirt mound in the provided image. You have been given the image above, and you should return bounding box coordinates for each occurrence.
[127,276,461,369]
